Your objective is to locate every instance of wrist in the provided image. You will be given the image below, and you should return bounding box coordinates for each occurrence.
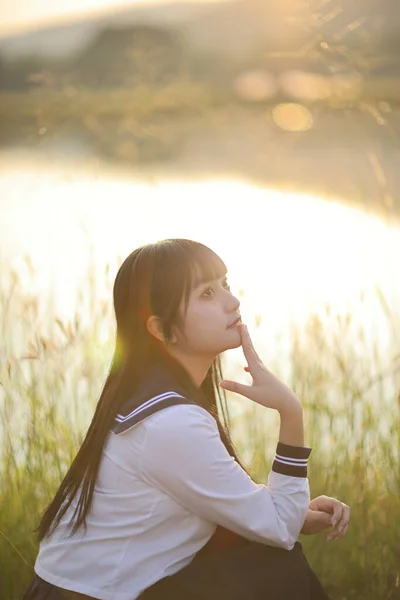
[278,396,303,417]
[278,401,305,447]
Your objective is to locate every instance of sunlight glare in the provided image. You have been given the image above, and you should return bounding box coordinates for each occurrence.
[0,156,398,359]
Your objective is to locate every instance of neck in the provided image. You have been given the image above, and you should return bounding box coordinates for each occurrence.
[165,347,215,388]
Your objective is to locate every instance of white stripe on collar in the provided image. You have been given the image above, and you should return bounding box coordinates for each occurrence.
[115,391,187,423]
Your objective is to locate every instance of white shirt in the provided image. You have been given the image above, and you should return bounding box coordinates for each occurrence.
[35,403,311,600]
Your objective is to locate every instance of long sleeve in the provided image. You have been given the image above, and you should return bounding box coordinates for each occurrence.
[139,404,311,551]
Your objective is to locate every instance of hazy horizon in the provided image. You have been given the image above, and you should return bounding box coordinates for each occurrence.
[0,0,226,36]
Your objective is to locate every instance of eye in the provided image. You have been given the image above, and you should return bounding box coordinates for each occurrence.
[202,279,230,298]
[202,286,214,298]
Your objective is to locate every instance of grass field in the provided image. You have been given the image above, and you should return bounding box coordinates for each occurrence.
[1,261,399,600]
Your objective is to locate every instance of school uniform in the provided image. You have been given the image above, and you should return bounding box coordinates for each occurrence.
[23,362,330,600]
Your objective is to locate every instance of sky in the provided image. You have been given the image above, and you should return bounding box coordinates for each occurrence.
[0,0,222,35]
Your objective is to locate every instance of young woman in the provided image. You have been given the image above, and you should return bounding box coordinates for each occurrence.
[23,238,350,600]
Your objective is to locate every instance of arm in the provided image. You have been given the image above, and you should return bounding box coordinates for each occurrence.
[278,401,304,447]
[139,405,311,551]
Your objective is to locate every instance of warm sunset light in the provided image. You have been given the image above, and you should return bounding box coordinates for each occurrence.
[0,156,398,350]
[2,2,400,596]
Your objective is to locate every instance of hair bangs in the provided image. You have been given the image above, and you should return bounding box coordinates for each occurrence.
[181,245,227,310]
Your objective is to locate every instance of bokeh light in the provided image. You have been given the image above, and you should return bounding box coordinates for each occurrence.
[272,102,313,132]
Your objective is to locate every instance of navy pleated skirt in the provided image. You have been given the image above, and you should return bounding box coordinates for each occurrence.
[23,540,330,600]
[140,540,331,600]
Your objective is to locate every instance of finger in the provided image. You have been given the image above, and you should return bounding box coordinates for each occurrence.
[327,526,347,541]
[321,511,333,527]
[328,521,349,541]
[219,379,253,398]
[327,529,342,541]
[336,505,350,531]
[331,501,344,527]
[239,324,263,367]
[336,524,349,538]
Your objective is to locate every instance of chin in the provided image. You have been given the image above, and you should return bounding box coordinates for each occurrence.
[230,338,242,349]
[221,336,242,352]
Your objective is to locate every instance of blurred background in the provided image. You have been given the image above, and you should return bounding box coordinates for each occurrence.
[2,0,400,211]
[1,1,400,599]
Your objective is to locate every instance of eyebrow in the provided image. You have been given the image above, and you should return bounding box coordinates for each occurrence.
[195,271,228,287]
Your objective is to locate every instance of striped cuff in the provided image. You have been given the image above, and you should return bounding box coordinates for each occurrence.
[272,442,312,478]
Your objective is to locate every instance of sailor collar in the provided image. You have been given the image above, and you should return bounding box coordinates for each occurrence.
[111,362,197,435]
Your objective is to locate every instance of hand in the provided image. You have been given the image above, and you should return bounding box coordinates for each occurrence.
[220,324,301,413]
[301,495,350,540]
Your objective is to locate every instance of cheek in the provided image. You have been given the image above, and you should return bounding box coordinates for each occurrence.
[184,304,221,339]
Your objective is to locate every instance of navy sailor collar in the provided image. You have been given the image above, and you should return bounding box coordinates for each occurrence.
[111,362,197,435]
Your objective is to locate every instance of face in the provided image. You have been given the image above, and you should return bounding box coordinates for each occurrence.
[172,272,242,357]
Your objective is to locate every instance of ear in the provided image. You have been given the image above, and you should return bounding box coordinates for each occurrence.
[146,315,177,344]
[146,315,164,342]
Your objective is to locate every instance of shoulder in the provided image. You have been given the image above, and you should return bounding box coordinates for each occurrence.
[139,403,229,479]
[138,403,222,459]
[144,402,217,434]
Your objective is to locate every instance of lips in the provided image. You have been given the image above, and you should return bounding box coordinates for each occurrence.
[228,316,242,328]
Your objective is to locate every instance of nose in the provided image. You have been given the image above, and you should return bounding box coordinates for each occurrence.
[226,291,240,314]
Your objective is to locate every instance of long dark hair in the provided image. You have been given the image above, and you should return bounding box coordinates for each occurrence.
[37,238,244,541]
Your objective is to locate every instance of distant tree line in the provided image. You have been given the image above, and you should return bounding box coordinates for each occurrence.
[1,1,400,93]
